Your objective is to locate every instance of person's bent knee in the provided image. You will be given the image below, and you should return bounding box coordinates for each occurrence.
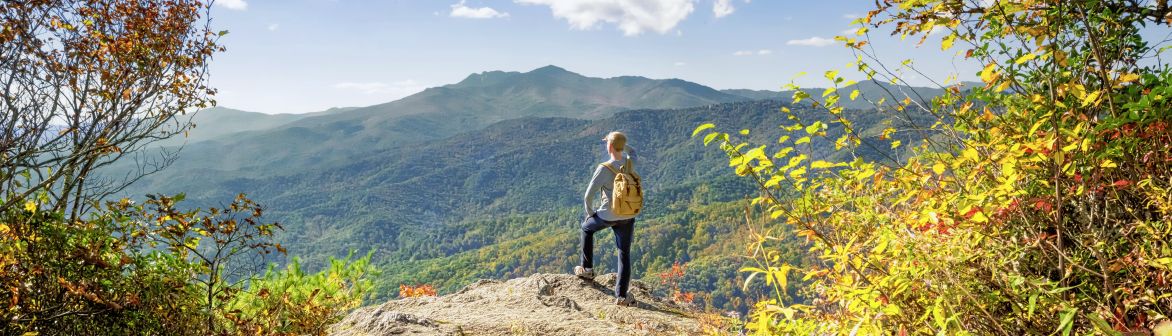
[580,217,595,230]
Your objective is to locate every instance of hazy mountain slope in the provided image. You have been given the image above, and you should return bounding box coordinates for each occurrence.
[257,65,744,157]
[115,98,926,279]
[152,106,362,147]
[116,66,747,179]
[123,100,791,253]
[722,80,953,110]
[150,107,308,147]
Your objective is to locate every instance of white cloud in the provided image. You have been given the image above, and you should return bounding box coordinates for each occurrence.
[843,13,860,19]
[733,49,771,56]
[267,23,279,31]
[713,0,734,18]
[450,1,510,19]
[332,80,426,98]
[786,36,836,47]
[674,61,686,66]
[841,28,858,36]
[515,0,695,36]
[216,0,248,11]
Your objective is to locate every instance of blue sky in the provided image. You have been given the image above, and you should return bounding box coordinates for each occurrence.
[207,0,981,114]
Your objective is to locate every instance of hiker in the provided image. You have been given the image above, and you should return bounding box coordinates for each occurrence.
[575,131,644,307]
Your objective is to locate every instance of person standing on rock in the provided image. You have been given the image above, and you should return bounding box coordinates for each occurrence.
[576,131,644,307]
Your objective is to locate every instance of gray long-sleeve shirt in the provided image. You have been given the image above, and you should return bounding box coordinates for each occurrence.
[584,146,638,221]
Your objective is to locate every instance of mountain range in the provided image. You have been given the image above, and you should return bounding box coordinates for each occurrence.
[142,65,745,175]
[105,65,943,311]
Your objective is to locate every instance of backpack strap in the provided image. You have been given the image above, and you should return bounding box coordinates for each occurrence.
[600,162,620,174]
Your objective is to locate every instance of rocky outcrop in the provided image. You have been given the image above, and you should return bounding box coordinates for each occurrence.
[330,273,701,336]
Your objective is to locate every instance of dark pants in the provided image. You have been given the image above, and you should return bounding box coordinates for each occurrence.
[580,213,635,298]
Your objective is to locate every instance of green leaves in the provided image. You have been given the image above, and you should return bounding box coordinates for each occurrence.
[980,63,998,83]
[824,70,840,82]
[1088,314,1122,336]
[932,297,948,330]
[740,265,793,294]
[810,160,839,169]
[692,123,715,137]
[1054,308,1077,336]
[1080,90,1102,107]
[941,32,957,51]
[804,121,824,135]
[1014,52,1037,65]
[703,132,721,146]
[1027,294,1037,318]
[693,1,1172,335]
[227,251,377,334]
[932,162,946,175]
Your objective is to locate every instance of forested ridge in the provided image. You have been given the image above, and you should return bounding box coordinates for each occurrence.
[106,98,930,314]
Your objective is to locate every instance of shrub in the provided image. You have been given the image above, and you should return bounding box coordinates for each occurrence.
[696,0,1172,334]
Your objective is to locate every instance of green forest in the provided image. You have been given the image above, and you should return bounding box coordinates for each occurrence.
[3,0,1172,335]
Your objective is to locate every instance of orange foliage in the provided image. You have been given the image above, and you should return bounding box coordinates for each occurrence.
[398,284,436,298]
[657,261,695,305]
[658,261,687,284]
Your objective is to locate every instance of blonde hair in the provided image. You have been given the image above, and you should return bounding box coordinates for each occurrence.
[605,131,626,152]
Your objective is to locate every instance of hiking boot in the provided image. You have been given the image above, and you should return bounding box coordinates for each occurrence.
[615,296,636,307]
[574,266,594,280]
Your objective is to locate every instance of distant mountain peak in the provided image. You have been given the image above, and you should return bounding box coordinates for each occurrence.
[455,65,579,85]
[455,70,510,85]
[527,64,575,75]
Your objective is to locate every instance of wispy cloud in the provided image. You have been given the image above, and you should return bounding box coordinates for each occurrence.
[450,1,510,19]
[786,36,836,47]
[267,23,280,31]
[332,80,426,98]
[516,0,695,36]
[674,61,686,66]
[713,0,735,18]
[733,49,772,56]
[843,13,860,19]
[216,0,247,11]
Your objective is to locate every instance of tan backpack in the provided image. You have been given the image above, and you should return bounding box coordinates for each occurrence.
[601,159,643,216]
